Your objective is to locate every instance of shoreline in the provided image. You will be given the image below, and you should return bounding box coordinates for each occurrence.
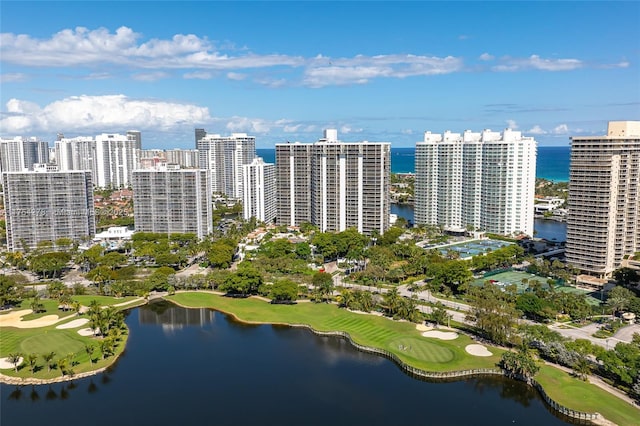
[0,298,147,386]
[164,294,611,425]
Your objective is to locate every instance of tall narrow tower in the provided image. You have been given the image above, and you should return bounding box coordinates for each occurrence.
[566,121,640,278]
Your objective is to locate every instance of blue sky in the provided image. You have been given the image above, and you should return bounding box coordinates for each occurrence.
[1,1,639,148]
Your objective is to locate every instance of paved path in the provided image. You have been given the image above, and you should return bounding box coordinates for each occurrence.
[548,321,638,349]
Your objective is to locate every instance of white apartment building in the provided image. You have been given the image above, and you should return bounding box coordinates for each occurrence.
[276,129,391,236]
[2,168,95,251]
[276,143,312,226]
[242,157,276,223]
[138,149,198,170]
[132,165,212,239]
[566,121,640,278]
[55,136,98,183]
[95,133,139,188]
[197,131,256,198]
[415,128,536,237]
[0,137,49,173]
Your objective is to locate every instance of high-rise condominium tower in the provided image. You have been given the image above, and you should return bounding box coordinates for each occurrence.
[0,137,49,173]
[566,121,640,278]
[415,128,537,236]
[276,129,391,236]
[132,165,212,239]
[2,168,95,251]
[242,157,276,224]
[197,131,256,198]
[55,136,98,182]
[95,133,139,188]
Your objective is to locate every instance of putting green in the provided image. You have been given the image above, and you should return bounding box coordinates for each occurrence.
[388,337,454,363]
[21,332,85,356]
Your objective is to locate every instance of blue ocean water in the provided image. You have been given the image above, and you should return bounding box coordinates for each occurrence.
[257,145,570,181]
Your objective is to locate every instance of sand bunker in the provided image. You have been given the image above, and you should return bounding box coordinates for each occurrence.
[465,344,493,357]
[0,309,64,329]
[77,328,98,337]
[422,330,459,340]
[415,323,432,332]
[56,318,89,329]
[0,356,23,369]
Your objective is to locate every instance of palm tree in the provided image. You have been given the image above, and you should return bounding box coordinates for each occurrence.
[7,352,22,372]
[384,288,401,317]
[27,353,38,374]
[42,351,56,372]
[85,344,96,365]
[57,358,68,377]
[572,356,591,381]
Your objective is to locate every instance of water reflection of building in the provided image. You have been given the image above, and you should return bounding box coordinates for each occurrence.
[138,305,215,331]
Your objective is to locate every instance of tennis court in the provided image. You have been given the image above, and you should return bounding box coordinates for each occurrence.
[472,270,602,305]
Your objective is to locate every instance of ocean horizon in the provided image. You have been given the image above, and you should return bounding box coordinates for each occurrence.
[257,146,570,182]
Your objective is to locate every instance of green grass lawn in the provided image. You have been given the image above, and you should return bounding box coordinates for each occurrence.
[535,365,639,426]
[71,295,138,307]
[167,292,503,373]
[1,299,75,321]
[167,291,639,425]
[0,324,128,380]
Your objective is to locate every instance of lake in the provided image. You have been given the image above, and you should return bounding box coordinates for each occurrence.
[1,302,574,426]
[391,204,567,242]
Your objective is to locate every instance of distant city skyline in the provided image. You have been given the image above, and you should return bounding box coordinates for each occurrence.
[1,1,638,149]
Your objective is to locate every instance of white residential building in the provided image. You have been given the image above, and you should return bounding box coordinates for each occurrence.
[566,121,640,278]
[415,128,537,237]
[55,136,98,182]
[197,131,256,198]
[2,169,95,251]
[95,133,139,188]
[132,165,212,239]
[242,157,276,223]
[276,129,391,235]
[0,137,49,173]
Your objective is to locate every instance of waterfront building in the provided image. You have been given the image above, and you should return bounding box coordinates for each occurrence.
[55,136,98,182]
[276,129,391,235]
[0,137,49,173]
[197,131,256,198]
[2,168,95,251]
[415,128,536,237]
[566,121,640,278]
[132,165,212,239]
[165,149,198,168]
[276,143,312,227]
[242,157,276,224]
[95,133,139,188]
[139,149,198,169]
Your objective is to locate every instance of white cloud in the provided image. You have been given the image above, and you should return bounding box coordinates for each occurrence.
[492,55,583,72]
[0,26,305,70]
[226,72,246,80]
[0,95,211,133]
[479,53,494,61]
[340,125,363,134]
[506,119,519,130]
[184,71,214,80]
[553,124,569,134]
[0,73,27,83]
[401,129,414,135]
[527,125,547,135]
[132,71,169,81]
[303,54,463,87]
[225,116,273,134]
[84,72,112,80]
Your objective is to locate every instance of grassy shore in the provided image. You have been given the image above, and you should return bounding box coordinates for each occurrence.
[0,295,138,382]
[167,291,639,426]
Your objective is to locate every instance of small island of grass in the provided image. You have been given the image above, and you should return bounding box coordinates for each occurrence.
[0,295,145,384]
